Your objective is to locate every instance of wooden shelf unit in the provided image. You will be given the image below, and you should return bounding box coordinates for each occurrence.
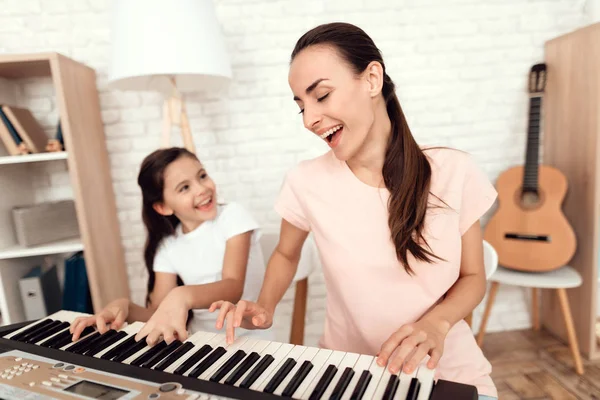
[541,23,600,360]
[0,52,129,324]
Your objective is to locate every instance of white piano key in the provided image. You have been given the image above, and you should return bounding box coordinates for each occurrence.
[359,357,387,400]
[249,343,294,391]
[164,331,217,374]
[320,351,360,400]
[273,346,319,396]
[292,349,332,399]
[234,341,282,388]
[393,367,417,400]
[182,334,227,376]
[372,361,399,399]
[341,354,375,400]
[198,336,250,380]
[93,322,145,358]
[258,345,307,393]
[415,365,436,400]
[298,350,346,400]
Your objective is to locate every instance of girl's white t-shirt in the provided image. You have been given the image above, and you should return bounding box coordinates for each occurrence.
[153,202,273,339]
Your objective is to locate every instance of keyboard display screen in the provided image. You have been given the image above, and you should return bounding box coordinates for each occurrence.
[64,379,130,400]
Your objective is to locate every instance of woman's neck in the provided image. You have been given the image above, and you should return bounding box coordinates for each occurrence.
[346,104,392,187]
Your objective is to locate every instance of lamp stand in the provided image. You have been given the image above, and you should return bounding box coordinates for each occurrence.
[160,81,196,154]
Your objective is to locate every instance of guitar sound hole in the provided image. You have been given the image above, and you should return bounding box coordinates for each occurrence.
[517,189,544,210]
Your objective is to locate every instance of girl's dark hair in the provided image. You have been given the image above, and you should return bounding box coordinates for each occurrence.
[291,22,441,274]
[137,147,196,321]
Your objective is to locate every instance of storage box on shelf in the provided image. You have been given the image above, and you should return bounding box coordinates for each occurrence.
[0,52,129,325]
[541,23,600,360]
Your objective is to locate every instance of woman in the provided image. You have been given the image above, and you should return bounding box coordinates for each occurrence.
[210,22,498,399]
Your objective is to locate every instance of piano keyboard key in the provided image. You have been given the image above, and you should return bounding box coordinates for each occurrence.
[0,311,475,400]
[341,354,373,400]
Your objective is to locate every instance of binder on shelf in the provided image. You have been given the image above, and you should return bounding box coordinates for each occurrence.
[1,105,48,153]
[0,106,28,155]
[62,252,93,314]
[19,264,62,320]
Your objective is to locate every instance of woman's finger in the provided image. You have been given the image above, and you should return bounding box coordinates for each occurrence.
[403,341,432,373]
[233,301,248,328]
[215,302,233,330]
[377,324,414,366]
[225,310,235,344]
[209,300,224,313]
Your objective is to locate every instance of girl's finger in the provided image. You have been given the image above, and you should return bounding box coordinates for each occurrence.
[387,333,427,374]
[146,329,162,347]
[233,301,248,328]
[215,302,233,330]
[225,310,236,344]
[428,348,443,369]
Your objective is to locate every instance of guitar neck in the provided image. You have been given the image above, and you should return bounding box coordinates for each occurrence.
[523,95,542,193]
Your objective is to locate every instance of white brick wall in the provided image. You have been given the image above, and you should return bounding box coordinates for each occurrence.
[0,0,592,346]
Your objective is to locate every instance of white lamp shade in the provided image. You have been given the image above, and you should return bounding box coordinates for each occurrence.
[108,0,232,94]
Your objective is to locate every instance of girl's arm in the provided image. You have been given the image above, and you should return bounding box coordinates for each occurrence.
[127,272,179,322]
[177,230,253,309]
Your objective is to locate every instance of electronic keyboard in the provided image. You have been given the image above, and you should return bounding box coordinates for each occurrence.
[0,310,478,400]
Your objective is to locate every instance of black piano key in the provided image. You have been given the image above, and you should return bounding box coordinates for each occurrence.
[210,349,247,382]
[51,326,95,349]
[349,370,372,400]
[21,320,62,343]
[11,319,54,341]
[239,354,275,389]
[26,321,70,344]
[113,339,148,362]
[80,330,118,355]
[173,344,213,375]
[224,352,261,386]
[154,342,194,371]
[72,331,117,355]
[140,340,182,369]
[85,331,127,357]
[101,335,137,360]
[40,328,71,348]
[188,347,227,378]
[330,366,355,400]
[64,332,101,353]
[382,375,400,400]
[405,377,421,400]
[308,364,338,400]
[281,360,313,397]
[264,357,297,393]
[130,341,168,366]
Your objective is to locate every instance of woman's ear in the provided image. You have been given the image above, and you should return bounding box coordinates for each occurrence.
[364,61,384,98]
[153,202,174,216]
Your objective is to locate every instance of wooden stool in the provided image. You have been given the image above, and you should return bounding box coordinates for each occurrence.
[476,265,584,375]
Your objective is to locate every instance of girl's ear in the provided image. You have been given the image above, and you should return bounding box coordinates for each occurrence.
[153,202,174,216]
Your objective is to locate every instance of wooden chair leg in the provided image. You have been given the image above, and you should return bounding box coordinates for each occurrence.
[476,282,499,347]
[290,278,308,345]
[465,312,473,327]
[532,287,540,331]
[556,288,584,375]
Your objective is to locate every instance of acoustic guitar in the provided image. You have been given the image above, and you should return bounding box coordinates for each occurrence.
[483,63,576,272]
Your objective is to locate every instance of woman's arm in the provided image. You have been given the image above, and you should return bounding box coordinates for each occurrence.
[422,220,487,326]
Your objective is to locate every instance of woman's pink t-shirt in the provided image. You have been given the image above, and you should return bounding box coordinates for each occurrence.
[274,147,498,397]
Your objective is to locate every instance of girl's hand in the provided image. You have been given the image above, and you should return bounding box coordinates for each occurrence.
[376,316,451,374]
[209,300,273,344]
[69,298,129,341]
[135,288,189,346]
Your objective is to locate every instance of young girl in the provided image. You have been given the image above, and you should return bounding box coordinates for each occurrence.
[69,147,272,345]
[210,23,498,399]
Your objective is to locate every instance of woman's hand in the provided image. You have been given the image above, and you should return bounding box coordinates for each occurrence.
[209,300,273,344]
[135,288,189,346]
[376,316,451,374]
[69,298,130,341]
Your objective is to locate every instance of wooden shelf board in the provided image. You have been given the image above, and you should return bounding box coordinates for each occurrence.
[0,238,83,260]
[0,152,67,165]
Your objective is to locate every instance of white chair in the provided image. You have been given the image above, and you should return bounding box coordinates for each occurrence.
[259,232,319,345]
[465,240,499,327]
[475,260,584,375]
